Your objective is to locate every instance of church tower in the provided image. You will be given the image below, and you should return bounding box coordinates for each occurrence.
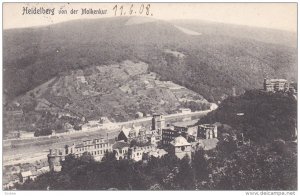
[152,114,165,133]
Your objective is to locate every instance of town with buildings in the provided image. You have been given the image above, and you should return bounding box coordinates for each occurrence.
[47,112,219,172]
[2,78,297,190]
[3,111,219,189]
[2,3,298,192]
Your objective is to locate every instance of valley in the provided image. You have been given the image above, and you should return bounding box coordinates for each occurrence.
[4,60,211,138]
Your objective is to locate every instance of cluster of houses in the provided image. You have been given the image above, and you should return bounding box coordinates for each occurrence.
[3,160,50,190]
[3,113,218,190]
[47,114,218,172]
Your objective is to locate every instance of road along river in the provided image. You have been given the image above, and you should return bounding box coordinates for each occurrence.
[3,105,217,166]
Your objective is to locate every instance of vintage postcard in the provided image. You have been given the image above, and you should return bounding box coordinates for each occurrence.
[2,2,297,192]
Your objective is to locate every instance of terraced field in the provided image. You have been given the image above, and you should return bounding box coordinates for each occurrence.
[4,60,211,137]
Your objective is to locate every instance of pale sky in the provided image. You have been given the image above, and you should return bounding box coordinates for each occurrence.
[3,3,297,32]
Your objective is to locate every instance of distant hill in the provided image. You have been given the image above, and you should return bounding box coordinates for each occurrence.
[17,60,210,119]
[4,16,297,103]
[170,19,297,48]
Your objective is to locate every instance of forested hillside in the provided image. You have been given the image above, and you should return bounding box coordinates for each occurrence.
[4,16,297,103]
[199,90,297,143]
[4,60,211,137]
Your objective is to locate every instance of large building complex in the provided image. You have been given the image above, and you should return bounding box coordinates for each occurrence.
[48,137,114,171]
[112,141,130,160]
[198,124,218,139]
[117,125,148,143]
[47,113,218,174]
[47,114,168,171]
[162,126,184,146]
[162,121,218,146]
[263,78,290,92]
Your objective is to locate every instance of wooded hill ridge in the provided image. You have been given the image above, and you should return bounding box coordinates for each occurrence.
[4,16,297,103]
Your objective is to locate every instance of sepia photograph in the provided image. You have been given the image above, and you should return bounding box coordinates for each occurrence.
[2,2,298,192]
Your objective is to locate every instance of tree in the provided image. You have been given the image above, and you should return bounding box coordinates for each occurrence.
[101,151,116,162]
[192,149,209,181]
[79,152,95,163]
[174,156,195,190]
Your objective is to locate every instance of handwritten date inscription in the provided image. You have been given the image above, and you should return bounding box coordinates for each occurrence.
[113,4,153,17]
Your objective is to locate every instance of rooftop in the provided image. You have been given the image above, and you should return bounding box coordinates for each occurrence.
[198,138,219,150]
[267,79,288,82]
[120,126,132,137]
[132,141,152,148]
[171,136,190,147]
[163,126,175,131]
[74,138,110,148]
[173,120,198,128]
[112,141,130,150]
[21,171,33,177]
[199,124,217,129]
[3,174,19,184]
[148,149,168,157]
